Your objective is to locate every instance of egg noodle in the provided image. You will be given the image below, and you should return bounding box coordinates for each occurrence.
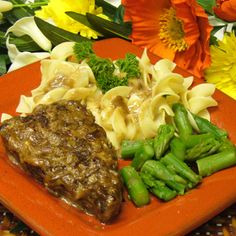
[5,43,218,150]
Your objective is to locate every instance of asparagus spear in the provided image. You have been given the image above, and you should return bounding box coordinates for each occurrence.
[141,160,186,194]
[172,103,193,139]
[192,113,228,139]
[185,137,221,161]
[218,138,235,152]
[160,153,202,185]
[120,166,150,207]
[170,137,186,160]
[183,133,215,148]
[131,142,154,170]
[154,124,175,159]
[197,148,236,177]
[121,139,153,159]
[140,172,177,201]
[164,164,189,185]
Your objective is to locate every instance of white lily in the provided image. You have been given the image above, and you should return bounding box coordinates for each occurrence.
[6,37,50,72]
[0,0,13,19]
[6,16,52,51]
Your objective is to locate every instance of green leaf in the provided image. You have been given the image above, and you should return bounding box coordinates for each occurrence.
[114,5,126,24]
[210,35,219,46]
[211,25,223,35]
[10,34,42,51]
[34,17,90,46]
[0,54,9,75]
[5,0,34,24]
[0,31,41,51]
[65,11,99,32]
[86,13,131,40]
[0,31,7,49]
[95,0,117,19]
[197,0,216,14]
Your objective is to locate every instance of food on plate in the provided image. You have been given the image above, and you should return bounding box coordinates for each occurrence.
[120,103,236,206]
[13,41,218,150]
[120,166,150,207]
[0,100,122,223]
[1,41,235,220]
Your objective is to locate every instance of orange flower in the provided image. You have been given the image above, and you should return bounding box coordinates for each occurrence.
[122,0,213,78]
[214,0,236,22]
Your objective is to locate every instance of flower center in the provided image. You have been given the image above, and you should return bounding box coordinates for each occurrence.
[159,7,188,52]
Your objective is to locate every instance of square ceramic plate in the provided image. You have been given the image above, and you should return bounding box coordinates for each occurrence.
[0,38,236,236]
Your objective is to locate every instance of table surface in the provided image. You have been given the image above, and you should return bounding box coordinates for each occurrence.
[0,203,236,235]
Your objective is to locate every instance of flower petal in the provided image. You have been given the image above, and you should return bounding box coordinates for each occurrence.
[173,0,213,77]
[122,0,212,78]
[122,0,175,60]
[8,52,50,72]
[6,16,52,51]
[7,38,50,72]
[0,0,13,12]
[35,0,103,39]
[205,32,236,100]
[214,0,236,22]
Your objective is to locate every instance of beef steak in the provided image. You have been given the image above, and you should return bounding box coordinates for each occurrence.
[0,100,122,223]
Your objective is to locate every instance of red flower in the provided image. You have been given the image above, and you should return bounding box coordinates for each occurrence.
[122,0,213,78]
[214,0,236,22]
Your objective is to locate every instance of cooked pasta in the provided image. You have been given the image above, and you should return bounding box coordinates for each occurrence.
[11,46,217,150]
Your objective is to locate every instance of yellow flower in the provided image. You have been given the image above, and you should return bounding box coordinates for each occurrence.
[35,0,107,39]
[205,32,236,100]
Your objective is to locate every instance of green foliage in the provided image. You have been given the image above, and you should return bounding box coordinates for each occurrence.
[9,34,42,51]
[65,12,99,35]
[1,0,131,75]
[114,5,128,25]
[73,41,141,93]
[86,13,131,40]
[34,17,90,46]
[95,0,117,19]
[73,40,94,61]
[4,0,34,24]
[88,55,129,93]
[197,0,216,14]
[66,11,131,40]
[0,54,9,75]
[115,53,141,79]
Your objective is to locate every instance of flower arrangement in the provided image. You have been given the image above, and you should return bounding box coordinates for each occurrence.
[0,0,235,99]
[122,0,236,99]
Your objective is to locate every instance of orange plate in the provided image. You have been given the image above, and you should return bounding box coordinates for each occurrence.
[0,38,236,236]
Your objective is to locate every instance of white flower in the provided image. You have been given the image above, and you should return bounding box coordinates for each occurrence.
[6,37,50,72]
[6,16,52,51]
[208,15,236,40]
[0,0,13,19]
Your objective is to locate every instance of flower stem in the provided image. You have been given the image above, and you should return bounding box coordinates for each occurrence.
[13,1,48,9]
